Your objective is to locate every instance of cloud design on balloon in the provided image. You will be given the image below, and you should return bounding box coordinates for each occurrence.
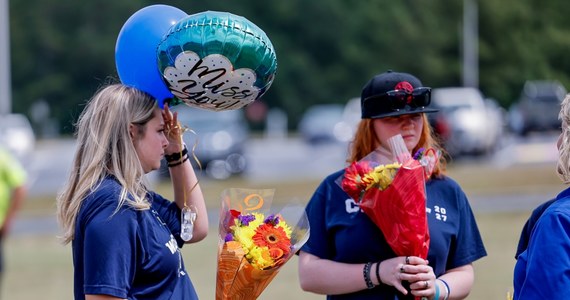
[162,51,260,111]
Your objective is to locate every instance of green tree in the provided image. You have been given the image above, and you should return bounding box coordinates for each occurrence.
[8,0,570,134]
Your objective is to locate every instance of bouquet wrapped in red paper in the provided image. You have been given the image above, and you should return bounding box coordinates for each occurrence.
[340,134,439,259]
[216,188,310,300]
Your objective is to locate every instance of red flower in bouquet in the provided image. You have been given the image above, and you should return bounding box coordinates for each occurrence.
[342,160,403,200]
[342,160,375,200]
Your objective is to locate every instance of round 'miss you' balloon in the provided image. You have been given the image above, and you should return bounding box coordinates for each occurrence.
[157,11,277,111]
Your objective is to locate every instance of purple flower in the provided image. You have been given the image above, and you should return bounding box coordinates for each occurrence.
[264,214,280,226]
[238,214,256,226]
[413,147,425,160]
[224,233,234,242]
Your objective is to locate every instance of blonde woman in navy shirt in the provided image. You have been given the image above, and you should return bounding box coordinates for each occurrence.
[56,84,208,299]
[298,71,487,300]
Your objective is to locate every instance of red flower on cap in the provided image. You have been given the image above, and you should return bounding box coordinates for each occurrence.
[394,81,413,92]
[394,81,414,104]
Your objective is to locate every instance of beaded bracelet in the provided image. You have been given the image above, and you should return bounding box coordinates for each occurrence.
[164,146,188,163]
[363,262,374,289]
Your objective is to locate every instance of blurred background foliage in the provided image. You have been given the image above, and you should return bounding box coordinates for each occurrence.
[8,0,570,134]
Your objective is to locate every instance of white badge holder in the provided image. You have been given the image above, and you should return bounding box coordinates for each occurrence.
[180,205,197,241]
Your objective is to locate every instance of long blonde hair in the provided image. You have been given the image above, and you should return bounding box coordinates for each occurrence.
[56,84,157,244]
[348,115,447,177]
[558,94,570,183]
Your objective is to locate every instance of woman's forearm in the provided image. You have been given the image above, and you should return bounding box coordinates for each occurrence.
[437,264,474,300]
[298,252,372,295]
[169,159,208,242]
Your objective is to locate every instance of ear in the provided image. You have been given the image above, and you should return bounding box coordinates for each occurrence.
[129,123,136,140]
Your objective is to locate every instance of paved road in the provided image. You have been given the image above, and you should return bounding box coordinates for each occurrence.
[25,133,560,195]
[26,138,77,198]
[12,133,560,236]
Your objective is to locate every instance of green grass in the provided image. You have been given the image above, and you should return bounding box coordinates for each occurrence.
[3,161,563,299]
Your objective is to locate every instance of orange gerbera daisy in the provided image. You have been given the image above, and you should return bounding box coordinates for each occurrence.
[252,223,291,259]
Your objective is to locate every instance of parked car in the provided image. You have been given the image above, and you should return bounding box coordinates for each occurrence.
[298,104,348,144]
[508,80,566,136]
[158,105,250,180]
[337,97,361,143]
[429,87,504,157]
[0,113,36,164]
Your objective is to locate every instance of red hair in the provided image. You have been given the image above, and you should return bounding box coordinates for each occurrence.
[347,115,447,178]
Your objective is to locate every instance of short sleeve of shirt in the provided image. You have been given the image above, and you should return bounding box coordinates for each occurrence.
[0,149,27,223]
[0,148,26,188]
[426,177,486,272]
[451,189,487,268]
[83,206,138,298]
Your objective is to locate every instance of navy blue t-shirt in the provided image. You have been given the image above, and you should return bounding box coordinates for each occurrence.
[301,170,487,299]
[72,177,198,300]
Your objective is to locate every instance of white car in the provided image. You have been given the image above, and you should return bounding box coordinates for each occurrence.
[0,113,36,163]
[430,87,504,157]
[337,97,361,143]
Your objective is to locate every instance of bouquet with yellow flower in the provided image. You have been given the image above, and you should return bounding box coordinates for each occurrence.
[216,188,310,300]
[340,134,439,259]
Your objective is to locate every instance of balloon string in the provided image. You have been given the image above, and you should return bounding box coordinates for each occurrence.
[178,124,202,209]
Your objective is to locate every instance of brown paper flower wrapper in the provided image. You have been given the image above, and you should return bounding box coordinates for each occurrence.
[215,241,280,300]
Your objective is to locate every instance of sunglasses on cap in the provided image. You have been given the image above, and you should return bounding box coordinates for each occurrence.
[364,87,432,112]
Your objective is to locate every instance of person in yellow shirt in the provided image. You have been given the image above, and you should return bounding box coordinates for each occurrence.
[0,146,26,284]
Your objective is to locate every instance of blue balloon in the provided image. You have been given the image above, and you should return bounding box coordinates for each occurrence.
[115,5,187,107]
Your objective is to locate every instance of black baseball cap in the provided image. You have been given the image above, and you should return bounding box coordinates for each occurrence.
[360,70,438,119]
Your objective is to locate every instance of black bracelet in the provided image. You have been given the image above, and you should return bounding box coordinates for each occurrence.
[167,155,189,167]
[363,262,374,289]
[375,261,381,285]
[164,146,188,163]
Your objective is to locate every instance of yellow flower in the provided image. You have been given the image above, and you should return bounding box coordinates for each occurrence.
[363,162,401,190]
[247,246,274,269]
